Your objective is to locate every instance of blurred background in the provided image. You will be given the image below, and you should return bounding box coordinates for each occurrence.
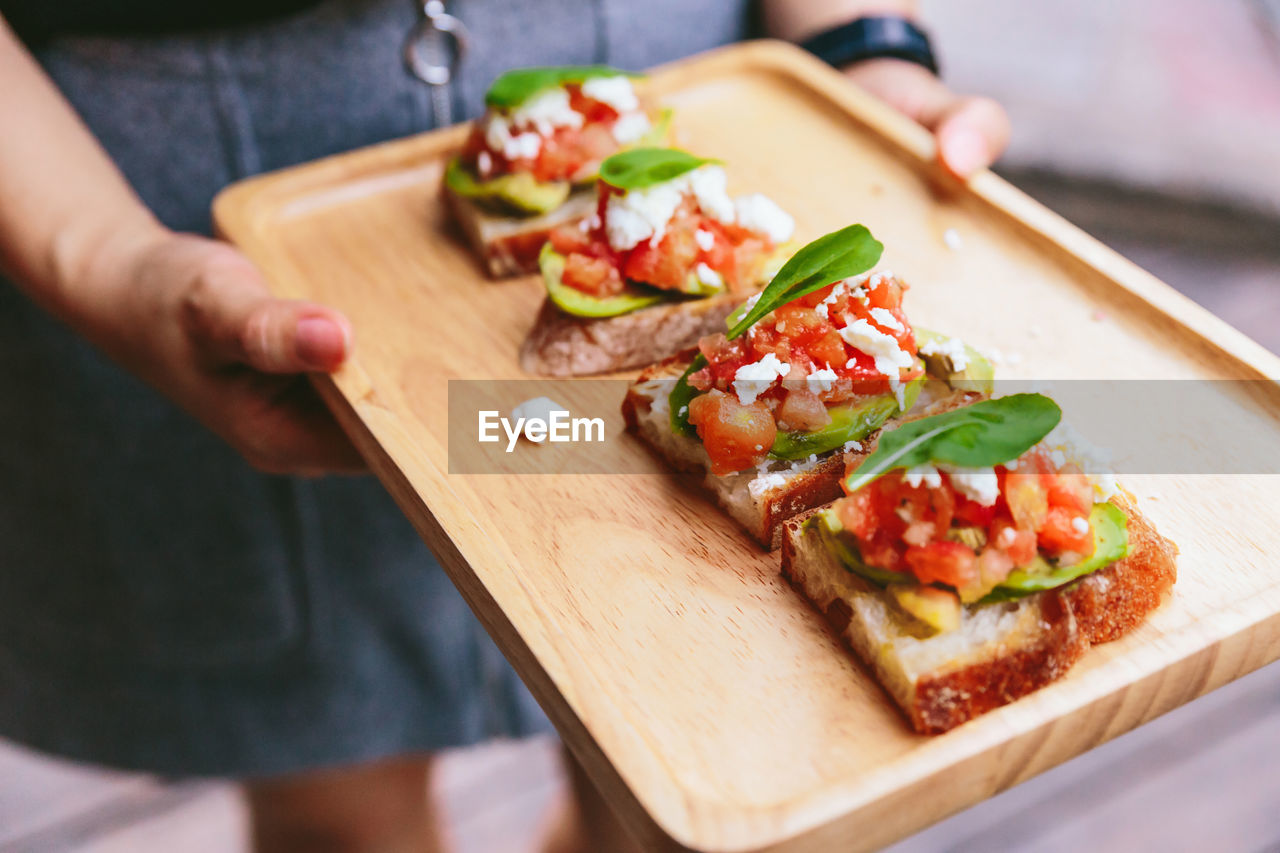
[2,0,1278,849]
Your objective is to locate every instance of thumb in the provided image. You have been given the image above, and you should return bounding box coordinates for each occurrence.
[932,96,1011,179]
[182,248,353,373]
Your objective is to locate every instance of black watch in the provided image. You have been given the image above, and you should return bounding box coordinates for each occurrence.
[798,15,940,77]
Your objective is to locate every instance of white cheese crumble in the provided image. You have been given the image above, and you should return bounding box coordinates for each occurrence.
[918,335,970,372]
[903,464,943,489]
[1071,516,1090,535]
[694,262,724,291]
[732,353,790,405]
[838,319,915,378]
[510,397,566,438]
[870,307,904,333]
[603,164,735,251]
[998,527,1017,547]
[939,464,1000,506]
[733,193,795,244]
[805,367,839,394]
[579,75,639,113]
[694,228,716,251]
[484,116,544,160]
[610,111,651,144]
[477,150,493,177]
[842,439,862,452]
[943,228,964,250]
[510,86,584,135]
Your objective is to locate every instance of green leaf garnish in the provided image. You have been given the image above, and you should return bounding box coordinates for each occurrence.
[668,225,885,436]
[843,393,1063,493]
[485,65,640,109]
[599,148,718,192]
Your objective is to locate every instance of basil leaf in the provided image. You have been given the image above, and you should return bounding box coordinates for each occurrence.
[844,393,1063,493]
[726,224,883,339]
[485,65,640,109]
[667,225,886,436]
[599,148,718,191]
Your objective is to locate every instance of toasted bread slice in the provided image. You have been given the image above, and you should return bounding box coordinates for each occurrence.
[780,495,1178,733]
[521,295,741,377]
[622,354,982,549]
[446,186,597,278]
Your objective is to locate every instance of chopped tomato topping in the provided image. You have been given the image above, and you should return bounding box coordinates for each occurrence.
[562,253,624,297]
[776,389,831,432]
[687,389,777,476]
[829,445,1100,594]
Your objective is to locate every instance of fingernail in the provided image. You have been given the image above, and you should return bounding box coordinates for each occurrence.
[296,317,346,371]
[942,128,988,178]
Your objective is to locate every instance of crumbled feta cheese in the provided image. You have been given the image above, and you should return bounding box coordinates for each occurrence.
[484,116,545,160]
[510,86,584,135]
[694,228,715,251]
[511,396,566,425]
[579,75,639,113]
[998,527,1017,547]
[694,262,724,291]
[943,228,963,251]
[903,464,942,489]
[805,367,839,394]
[477,150,493,177]
[1071,516,1090,535]
[733,193,795,243]
[610,111,651,144]
[870,307,904,333]
[732,353,790,405]
[748,467,789,497]
[838,319,916,379]
[686,165,736,224]
[918,335,970,372]
[603,165,734,251]
[842,439,862,452]
[939,464,1000,506]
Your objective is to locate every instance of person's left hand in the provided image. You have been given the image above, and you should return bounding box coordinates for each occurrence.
[843,57,1011,179]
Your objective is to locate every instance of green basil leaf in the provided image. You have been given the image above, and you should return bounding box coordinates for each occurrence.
[668,355,708,436]
[485,65,640,109]
[726,224,883,339]
[844,393,1063,493]
[599,148,718,191]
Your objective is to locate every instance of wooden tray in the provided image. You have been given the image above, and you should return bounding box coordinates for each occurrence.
[213,41,1280,852]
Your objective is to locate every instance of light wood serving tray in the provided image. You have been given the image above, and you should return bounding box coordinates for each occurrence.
[214,41,1280,852]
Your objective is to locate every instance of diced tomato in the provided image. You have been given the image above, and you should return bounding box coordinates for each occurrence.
[1004,471,1049,531]
[623,213,701,291]
[904,541,978,589]
[687,389,776,475]
[566,84,620,124]
[562,252,624,296]
[1043,466,1093,516]
[549,225,595,257]
[1037,507,1095,557]
[953,494,998,528]
[776,389,830,432]
[976,546,1015,588]
[989,517,1038,566]
[836,489,879,542]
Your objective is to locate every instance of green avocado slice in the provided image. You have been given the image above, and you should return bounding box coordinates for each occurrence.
[445,157,570,215]
[979,502,1130,603]
[540,245,669,318]
[808,509,916,587]
[769,378,923,460]
[914,328,994,394]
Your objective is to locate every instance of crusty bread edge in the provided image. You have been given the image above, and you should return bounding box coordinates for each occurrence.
[780,495,1178,734]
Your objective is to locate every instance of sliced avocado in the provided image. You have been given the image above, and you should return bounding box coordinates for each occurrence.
[445,157,570,215]
[540,245,668,318]
[889,584,961,634]
[979,502,1129,603]
[769,378,923,460]
[809,509,916,587]
[915,328,994,394]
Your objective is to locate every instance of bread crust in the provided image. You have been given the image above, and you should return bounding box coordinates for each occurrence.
[522,296,740,377]
[780,496,1177,734]
[445,184,596,277]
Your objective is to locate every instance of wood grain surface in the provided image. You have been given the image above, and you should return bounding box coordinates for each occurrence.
[212,41,1280,852]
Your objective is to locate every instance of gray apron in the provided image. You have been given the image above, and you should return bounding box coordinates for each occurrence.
[0,0,754,776]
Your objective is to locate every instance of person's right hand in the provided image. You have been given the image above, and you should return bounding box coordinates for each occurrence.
[99,229,367,476]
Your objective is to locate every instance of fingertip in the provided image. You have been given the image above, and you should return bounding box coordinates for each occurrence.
[295,314,349,372]
[937,124,990,179]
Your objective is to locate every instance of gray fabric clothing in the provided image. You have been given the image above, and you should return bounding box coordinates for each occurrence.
[0,0,754,777]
